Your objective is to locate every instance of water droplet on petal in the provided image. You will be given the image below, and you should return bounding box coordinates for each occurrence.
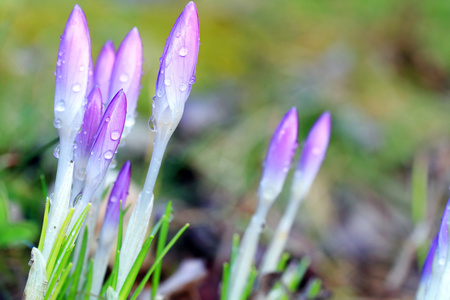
[56,59,62,66]
[179,47,188,57]
[157,89,163,97]
[110,158,117,169]
[76,167,86,180]
[148,116,157,132]
[72,84,81,92]
[53,71,56,76]
[53,118,62,129]
[105,117,110,123]
[119,74,129,83]
[164,78,171,86]
[58,51,63,56]
[180,83,188,92]
[55,99,66,112]
[189,76,197,84]
[104,150,114,160]
[111,130,121,141]
[83,130,87,135]
[79,65,85,71]
[159,57,163,63]
[176,31,182,38]
[53,144,60,158]
[311,147,321,155]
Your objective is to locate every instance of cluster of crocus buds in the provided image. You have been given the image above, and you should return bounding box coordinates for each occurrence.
[416,198,450,300]
[227,109,331,300]
[24,2,200,299]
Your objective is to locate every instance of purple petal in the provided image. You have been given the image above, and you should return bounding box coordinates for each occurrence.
[94,40,116,105]
[259,108,298,199]
[102,161,131,235]
[421,236,437,282]
[108,28,142,122]
[153,1,200,128]
[84,90,127,188]
[74,87,103,181]
[86,55,94,96]
[294,112,331,192]
[54,5,91,137]
[437,198,450,266]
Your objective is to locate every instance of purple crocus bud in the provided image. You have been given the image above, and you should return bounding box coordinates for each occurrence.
[54,4,91,143]
[102,161,131,242]
[108,28,142,132]
[152,1,200,134]
[258,108,298,202]
[86,55,94,96]
[81,89,127,204]
[421,236,437,283]
[72,87,103,199]
[292,111,331,197]
[95,40,116,106]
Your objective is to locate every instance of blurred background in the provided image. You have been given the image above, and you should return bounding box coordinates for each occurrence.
[2,0,450,299]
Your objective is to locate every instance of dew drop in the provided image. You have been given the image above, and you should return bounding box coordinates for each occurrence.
[53,144,60,158]
[176,31,182,38]
[164,78,171,86]
[189,76,197,84]
[110,157,117,169]
[179,47,188,57]
[105,117,111,123]
[148,116,157,132]
[119,73,129,83]
[53,118,62,129]
[53,71,56,76]
[58,51,63,56]
[180,83,188,92]
[159,57,163,63]
[104,150,114,160]
[111,130,121,141]
[72,84,81,92]
[311,147,321,155]
[76,168,86,180]
[56,59,62,67]
[157,89,163,97]
[79,65,85,71]
[83,130,87,135]
[55,99,66,112]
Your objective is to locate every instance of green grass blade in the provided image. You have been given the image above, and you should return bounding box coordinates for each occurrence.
[306,278,322,298]
[83,260,94,300]
[40,174,48,200]
[129,224,189,300]
[38,198,50,252]
[68,226,89,299]
[277,253,290,272]
[241,266,257,300]
[46,208,74,277]
[152,201,172,298]
[49,263,73,300]
[45,245,74,300]
[288,257,311,292]
[220,263,230,300]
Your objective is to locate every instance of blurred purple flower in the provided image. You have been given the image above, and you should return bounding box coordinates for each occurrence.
[421,236,437,283]
[83,89,127,195]
[259,107,298,200]
[54,4,91,142]
[152,1,200,132]
[101,161,131,242]
[293,111,331,195]
[95,40,116,106]
[108,28,142,130]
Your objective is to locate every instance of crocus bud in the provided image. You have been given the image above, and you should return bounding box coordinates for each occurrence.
[94,41,116,106]
[72,88,103,198]
[258,108,298,202]
[292,111,331,197]
[86,55,94,96]
[91,161,131,297]
[416,198,450,299]
[80,90,127,206]
[101,161,131,241]
[108,28,142,132]
[54,4,91,144]
[152,1,200,134]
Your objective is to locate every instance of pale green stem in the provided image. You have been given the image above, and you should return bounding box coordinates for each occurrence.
[227,194,272,300]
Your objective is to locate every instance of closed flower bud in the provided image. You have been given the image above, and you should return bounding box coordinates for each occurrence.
[152,1,200,134]
[95,40,116,106]
[259,107,298,202]
[292,111,331,197]
[54,4,91,144]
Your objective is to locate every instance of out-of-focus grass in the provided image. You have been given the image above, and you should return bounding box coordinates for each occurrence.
[2,0,450,298]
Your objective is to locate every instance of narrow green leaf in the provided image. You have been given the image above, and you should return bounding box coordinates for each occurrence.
[277,253,290,272]
[230,234,240,268]
[68,226,89,299]
[40,174,48,200]
[152,201,172,298]
[288,257,311,292]
[241,266,257,300]
[306,278,322,298]
[220,263,230,300]
[45,245,74,300]
[83,260,94,300]
[49,263,73,300]
[129,224,190,300]
[38,198,50,252]
[46,208,74,277]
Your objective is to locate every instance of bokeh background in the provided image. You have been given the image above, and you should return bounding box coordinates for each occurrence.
[2,0,450,299]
